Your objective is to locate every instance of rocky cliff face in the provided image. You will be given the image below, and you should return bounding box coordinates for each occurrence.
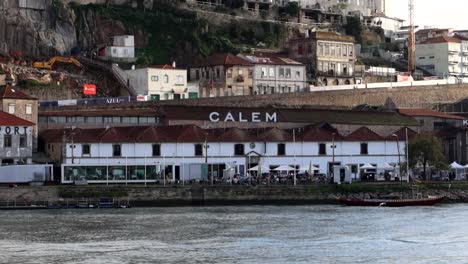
[0,0,77,57]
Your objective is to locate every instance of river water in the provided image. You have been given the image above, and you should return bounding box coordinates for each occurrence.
[0,204,467,264]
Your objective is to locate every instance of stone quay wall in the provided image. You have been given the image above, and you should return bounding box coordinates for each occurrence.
[1,185,467,206]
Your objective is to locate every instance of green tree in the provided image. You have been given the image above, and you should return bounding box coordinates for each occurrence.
[408,133,448,180]
[344,16,362,43]
[285,2,300,16]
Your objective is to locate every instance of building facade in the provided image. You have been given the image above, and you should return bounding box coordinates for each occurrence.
[288,31,355,86]
[190,53,254,97]
[125,64,197,100]
[415,36,468,78]
[0,85,38,150]
[0,111,34,165]
[41,124,409,184]
[98,35,136,63]
[237,53,307,94]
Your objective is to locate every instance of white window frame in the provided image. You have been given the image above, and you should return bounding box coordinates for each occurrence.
[26,104,32,115]
[8,104,15,114]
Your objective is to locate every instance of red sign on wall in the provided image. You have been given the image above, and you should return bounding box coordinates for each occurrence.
[83,84,96,95]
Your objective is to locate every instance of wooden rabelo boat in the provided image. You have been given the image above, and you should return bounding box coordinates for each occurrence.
[336,196,444,207]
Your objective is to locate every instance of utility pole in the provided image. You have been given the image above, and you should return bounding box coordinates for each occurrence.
[408,0,416,74]
[331,133,336,180]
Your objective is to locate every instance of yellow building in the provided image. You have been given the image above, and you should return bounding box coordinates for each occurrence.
[190,53,254,97]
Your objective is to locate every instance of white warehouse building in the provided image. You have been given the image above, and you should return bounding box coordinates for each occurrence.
[41,124,413,184]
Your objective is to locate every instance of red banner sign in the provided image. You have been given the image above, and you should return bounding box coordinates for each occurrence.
[83,84,96,95]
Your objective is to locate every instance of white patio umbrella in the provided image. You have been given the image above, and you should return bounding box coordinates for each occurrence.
[272,165,294,171]
[450,162,464,169]
[377,162,394,170]
[299,164,319,172]
[360,163,376,170]
[248,164,270,172]
[450,162,465,180]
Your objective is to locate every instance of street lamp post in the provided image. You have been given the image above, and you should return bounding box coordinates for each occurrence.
[392,134,403,197]
[293,129,296,186]
[330,133,336,180]
[204,133,212,186]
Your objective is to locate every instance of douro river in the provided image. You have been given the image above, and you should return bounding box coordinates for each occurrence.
[0,205,467,263]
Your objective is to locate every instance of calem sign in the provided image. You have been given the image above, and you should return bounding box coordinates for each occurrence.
[83,84,97,95]
[209,111,277,123]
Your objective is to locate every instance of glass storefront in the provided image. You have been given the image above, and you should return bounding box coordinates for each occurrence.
[63,165,170,183]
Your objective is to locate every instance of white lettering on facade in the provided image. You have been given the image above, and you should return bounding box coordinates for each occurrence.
[464,120,468,126]
[0,126,31,135]
[239,112,247,122]
[209,112,220,122]
[224,112,235,122]
[252,112,261,122]
[208,112,278,123]
[266,112,277,122]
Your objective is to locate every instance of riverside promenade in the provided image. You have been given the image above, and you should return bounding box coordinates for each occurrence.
[1,182,468,206]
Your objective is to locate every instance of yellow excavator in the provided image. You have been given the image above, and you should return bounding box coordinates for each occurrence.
[33,56,83,70]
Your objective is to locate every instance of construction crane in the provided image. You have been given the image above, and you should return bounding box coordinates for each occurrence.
[33,56,83,70]
[408,0,416,74]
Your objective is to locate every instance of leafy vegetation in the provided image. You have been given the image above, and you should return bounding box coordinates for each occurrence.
[408,133,448,180]
[344,16,362,43]
[75,3,280,66]
[18,79,48,87]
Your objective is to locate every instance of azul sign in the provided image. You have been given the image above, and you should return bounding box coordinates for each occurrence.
[209,112,278,123]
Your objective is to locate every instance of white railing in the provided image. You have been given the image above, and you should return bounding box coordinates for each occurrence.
[309,78,468,92]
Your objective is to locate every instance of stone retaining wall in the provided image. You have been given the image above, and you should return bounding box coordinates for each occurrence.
[159,83,468,108]
[1,185,467,206]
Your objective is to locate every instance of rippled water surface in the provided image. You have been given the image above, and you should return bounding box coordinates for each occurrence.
[0,204,467,264]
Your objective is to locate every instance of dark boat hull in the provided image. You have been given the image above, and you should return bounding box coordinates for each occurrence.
[337,196,444,207]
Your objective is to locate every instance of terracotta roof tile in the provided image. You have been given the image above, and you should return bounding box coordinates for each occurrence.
[41,124,417,144]
[149,64,181,70]
[345,127,382,141]
[259,127,292,142]
[385,127,418,140]
[0,111,35,126]
[193,53,253,67]
[0,85,37,100]
[238,52,303,66]
[420,36,462,44]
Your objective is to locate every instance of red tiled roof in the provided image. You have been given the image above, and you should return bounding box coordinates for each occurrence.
[301,124,342,141]
[345,127,382,141]
[193,53,253,67]
[0,111,35,126]
[259,127,292,142]
[385,127,418,140]
[420,36,461,44]
[0,85,37,100]
[41,124,417,144]
[134,126,172,143]
[238,52,303,66]
[149,64,181,70]
[416,28,451,36]
[399,108,465,120]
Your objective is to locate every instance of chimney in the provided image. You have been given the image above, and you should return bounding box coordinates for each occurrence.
[172,61,176,68]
